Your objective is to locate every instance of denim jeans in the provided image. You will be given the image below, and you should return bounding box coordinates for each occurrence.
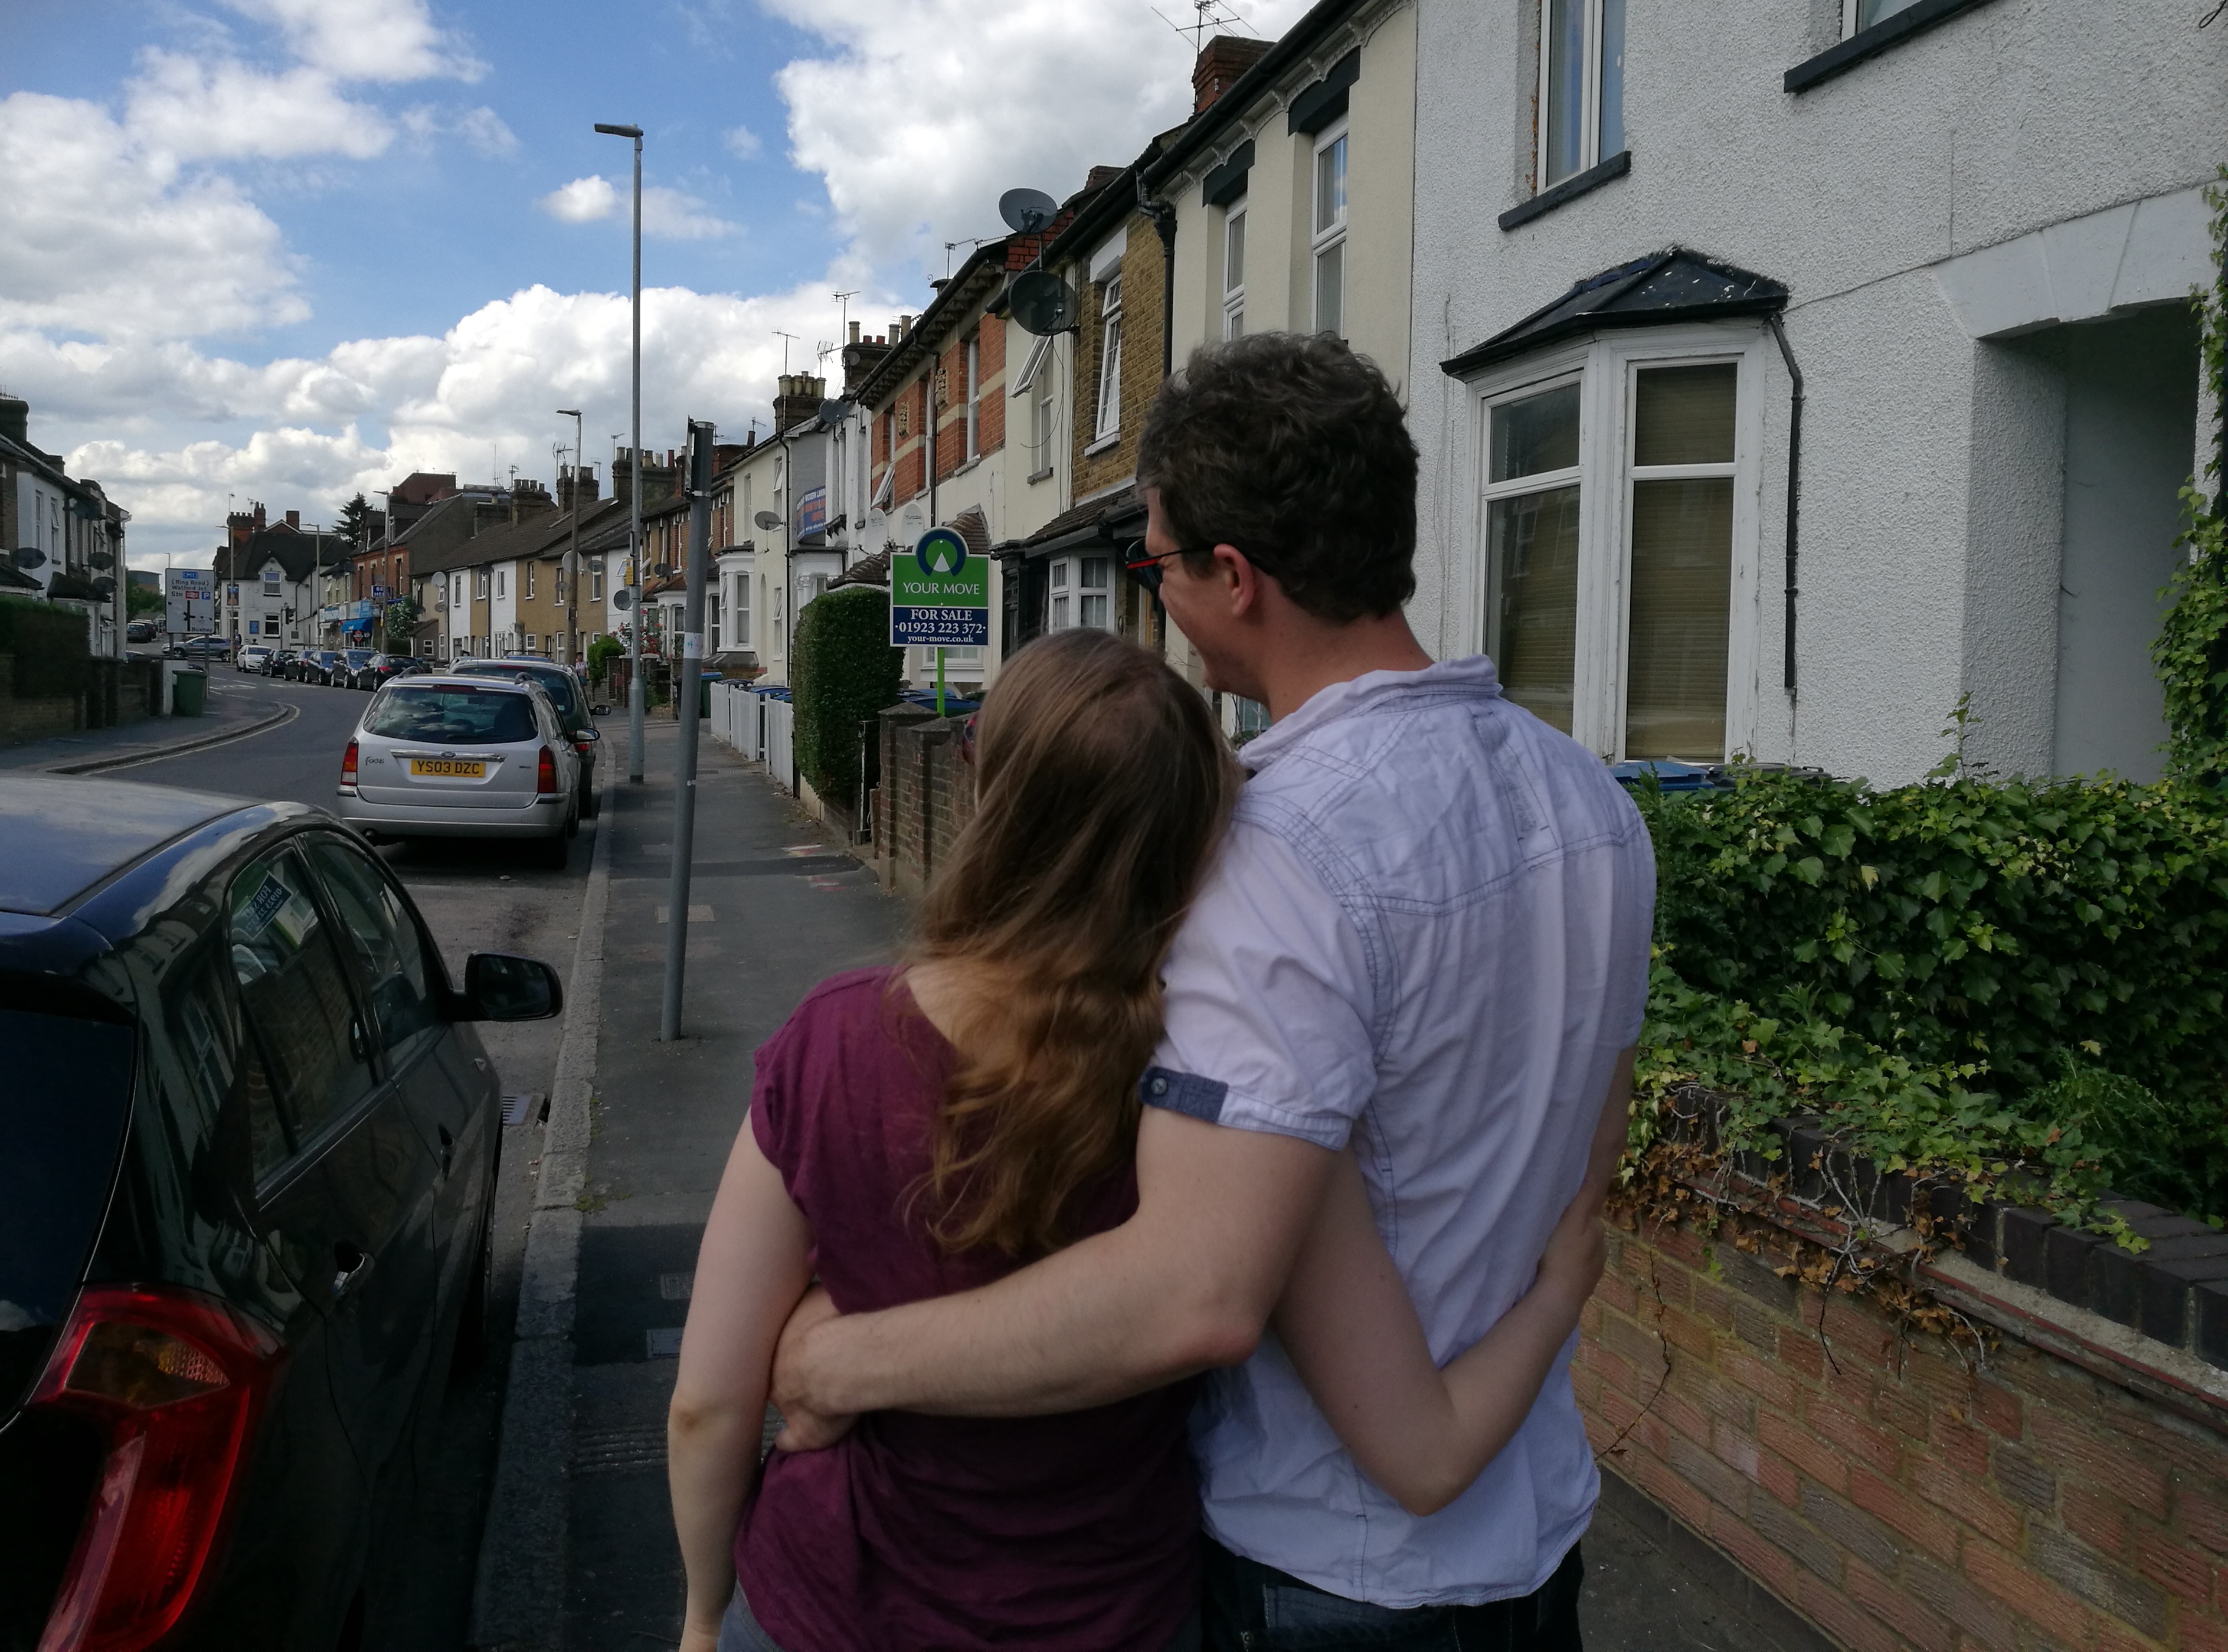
[718,1588,1203,1652]
[1201,1539,1585,1651]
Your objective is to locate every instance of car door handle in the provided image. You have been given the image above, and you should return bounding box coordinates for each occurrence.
[332,1241,375,1303]
[437,1124,455,1178]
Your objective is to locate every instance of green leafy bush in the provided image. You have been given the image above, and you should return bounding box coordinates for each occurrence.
[790,585,902,804]
[587,636,623,682]
[0,596,91,699]
[1635,768,2228,1221]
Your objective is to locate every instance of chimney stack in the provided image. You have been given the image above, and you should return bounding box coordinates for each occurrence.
[772,373,827,434]
[556,463,600,512]
[0,394,27,447]
[285,509,300,530]
[1193,35,1271,112]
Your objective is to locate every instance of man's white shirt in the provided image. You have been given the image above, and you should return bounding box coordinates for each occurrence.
[1143,654,1655,1608]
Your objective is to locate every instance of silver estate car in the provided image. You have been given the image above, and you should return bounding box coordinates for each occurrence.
[337,675,583,868]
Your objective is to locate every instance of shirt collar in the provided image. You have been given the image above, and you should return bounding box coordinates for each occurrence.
[1238,653,1504,773]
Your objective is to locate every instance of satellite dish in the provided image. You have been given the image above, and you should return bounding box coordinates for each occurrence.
[754,511,781,532]
[654,562,672,577]
[1010,269,1079,336]
[91,577,116,600]
[816,399,855,427]
[999,187,1059,235]
[88,550,114,571]
[611,588,634,611]
[866,508,891,550]
[12,547,45,571]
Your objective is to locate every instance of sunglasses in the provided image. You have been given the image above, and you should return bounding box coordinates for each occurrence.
[1120,538,1275,595]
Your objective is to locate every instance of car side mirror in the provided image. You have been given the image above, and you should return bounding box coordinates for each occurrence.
[457,953,564,1021]
[575,727,601,741]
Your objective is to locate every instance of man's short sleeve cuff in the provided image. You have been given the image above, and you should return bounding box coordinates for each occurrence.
[1140,1067,1350,1151]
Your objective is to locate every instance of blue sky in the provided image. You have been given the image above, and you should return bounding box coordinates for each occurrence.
[0,0,1301,565]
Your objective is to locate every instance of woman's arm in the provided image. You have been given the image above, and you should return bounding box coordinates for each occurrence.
[1274,1048,1633,1517]
[669,1119,814,1652]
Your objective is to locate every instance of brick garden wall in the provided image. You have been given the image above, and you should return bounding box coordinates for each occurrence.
[1582,1208,2228,1652]
[872,706,975,898]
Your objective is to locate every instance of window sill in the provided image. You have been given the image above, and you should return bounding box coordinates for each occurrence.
[1499,151,1631,232]
[1028,466,1055,485]
[1784,0,1997,93]
[1082,432,1121,458]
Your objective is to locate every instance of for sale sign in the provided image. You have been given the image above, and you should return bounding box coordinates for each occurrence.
[891,527,989,647]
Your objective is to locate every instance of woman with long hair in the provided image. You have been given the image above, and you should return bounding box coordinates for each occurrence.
[666,630,1607,1652]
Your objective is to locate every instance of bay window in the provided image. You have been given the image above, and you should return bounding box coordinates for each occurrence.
[1468,330,1761,761]
[1311,124,1347,338]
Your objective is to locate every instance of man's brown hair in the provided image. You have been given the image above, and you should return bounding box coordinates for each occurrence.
[1136,332,1419,621]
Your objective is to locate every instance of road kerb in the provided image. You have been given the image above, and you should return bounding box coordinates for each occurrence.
[47,701,300,775]
[469,805,611,1651]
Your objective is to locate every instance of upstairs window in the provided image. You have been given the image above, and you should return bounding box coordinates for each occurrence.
[590,558,605,601]
[1094,276,1124,441]
[1311,125,1348,338]
[1223,202,1248,340]
[1539,0,1625,188]
[525,562,536,600]
[1046,555,1114,632]
[262,565,282,597]
[964,335,981,461]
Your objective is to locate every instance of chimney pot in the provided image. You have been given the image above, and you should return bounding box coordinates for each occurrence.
[848,321,861,344]
[286,509,300,529]
[1192,35,1272,112]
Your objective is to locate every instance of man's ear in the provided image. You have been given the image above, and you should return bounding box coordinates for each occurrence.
[1215,543,1261,617]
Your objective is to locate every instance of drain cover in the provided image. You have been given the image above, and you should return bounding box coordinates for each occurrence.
[501,1092,545,1127]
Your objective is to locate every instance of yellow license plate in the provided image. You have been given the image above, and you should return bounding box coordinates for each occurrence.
[410,758,486,777]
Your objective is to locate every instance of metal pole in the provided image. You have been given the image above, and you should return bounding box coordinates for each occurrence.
[566,410,582,664]
[660,420,714,1042]
[598,122,647,780]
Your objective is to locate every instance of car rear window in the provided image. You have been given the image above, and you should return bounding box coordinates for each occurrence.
[0,1009,133,1412]
[344,651,374,665]
[364,686,538,744]
[464,664,580,721]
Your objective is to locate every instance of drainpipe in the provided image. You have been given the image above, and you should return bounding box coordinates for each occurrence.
[1765,312,1804,699]
[1137,175,1177,381]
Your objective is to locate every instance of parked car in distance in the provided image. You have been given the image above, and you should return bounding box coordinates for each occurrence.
[125,619,159,644]
[338,676,583,869]
[352,652,429,691]
[451,656,604,820]
[0,773,562,1652]
[237,645,273,673]
[265,648,300,678]
[163,636,233,662]
[293,649,345,685]
[339,649,377,688]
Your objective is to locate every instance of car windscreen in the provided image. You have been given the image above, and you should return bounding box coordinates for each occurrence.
[344,651,375,665]
[364,685,538,744]
[465,665,580,722]
[0,1009,134,1415]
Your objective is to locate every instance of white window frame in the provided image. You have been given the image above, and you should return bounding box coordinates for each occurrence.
[1454,322,1768,763]
[1092,275,1124,443]
[1535,0,1625,191]
[1310,122,1348,339]
[1223,198,1248,341]
[1046,552,1115,633]
[261,564,282,597]
[964,334,981,461]
[494,568,505,599]
[1841,0,1923,34]
[734,564,752,648]
[590,558,604,601]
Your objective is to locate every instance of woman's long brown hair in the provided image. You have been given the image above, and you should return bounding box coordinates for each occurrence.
[912,629,1241,1257]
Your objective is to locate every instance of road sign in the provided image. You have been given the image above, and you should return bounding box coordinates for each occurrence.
[892,527,989,647]
[166,568,216,634]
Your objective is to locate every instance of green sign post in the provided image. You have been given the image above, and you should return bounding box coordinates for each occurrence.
[891,526,990,714]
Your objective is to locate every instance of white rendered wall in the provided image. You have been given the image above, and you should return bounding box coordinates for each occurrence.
[1408,0,2228,784]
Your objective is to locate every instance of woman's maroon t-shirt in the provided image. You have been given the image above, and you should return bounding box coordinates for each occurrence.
[734,967,1199,1652]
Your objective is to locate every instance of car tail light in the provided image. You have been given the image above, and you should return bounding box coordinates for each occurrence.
[28,1284,285,1652]
[537,747,558,795]
[340,739,359,790]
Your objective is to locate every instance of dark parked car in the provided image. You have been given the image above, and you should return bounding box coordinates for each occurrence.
[0,774,561,1651]
[351,653,428,691]
[293,649,345,685]
[265,649,300,678]
[338,650,377,688]
[452,657,605,819]
[125,619,159,645]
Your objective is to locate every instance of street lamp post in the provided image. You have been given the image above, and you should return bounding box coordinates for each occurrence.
[556,407,583,665]
[595,120,646,783]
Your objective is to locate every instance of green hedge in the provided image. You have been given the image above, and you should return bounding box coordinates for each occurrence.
[791,585,902,803]
[0,597,90,699]
[587,636,624,683]
[1636,768,2228,1220]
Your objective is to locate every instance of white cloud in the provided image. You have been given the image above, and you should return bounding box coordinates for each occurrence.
[541,174,617,223]
[0,91,305,341]
[540,176,738,240]
[217,0,483,83]
[401,104,519,156]
[764,0,1309,274]
[724,123,762,160]
[125,51,394,162]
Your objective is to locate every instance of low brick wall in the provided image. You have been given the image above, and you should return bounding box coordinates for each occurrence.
[1581,1200,2228,1652]
[873,706,974,898]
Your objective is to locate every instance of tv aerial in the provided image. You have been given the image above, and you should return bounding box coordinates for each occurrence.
[1010,269,1080,336]
[998,188,1059,235]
